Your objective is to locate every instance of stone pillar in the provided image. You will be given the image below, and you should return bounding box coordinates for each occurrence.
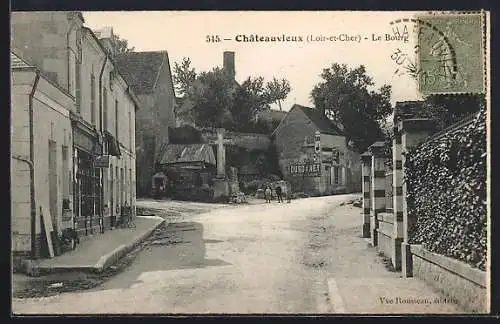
[216,128,225,178]
[400,118,437,278]
[361,152,372,238]
[391,127,404,270]
[369,142,386,247]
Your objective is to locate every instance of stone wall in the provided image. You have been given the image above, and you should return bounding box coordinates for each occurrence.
[201,129,272,179]
[376,212,394,262]
[201,129,271,151]
[361,111,488,312]
[410,245,488,313]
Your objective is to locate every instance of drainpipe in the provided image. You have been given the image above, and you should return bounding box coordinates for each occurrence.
[66,18,78,92]
[16,71,40,259]
[99,56,107,134]
[98,56,108,232]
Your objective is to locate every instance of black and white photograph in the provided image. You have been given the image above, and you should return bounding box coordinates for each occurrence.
[10,10,490,314]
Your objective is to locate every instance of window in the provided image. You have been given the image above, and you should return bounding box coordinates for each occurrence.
[75,62,81,113]
[115,100,119,139]
[120,168,124,207]
[128,111,132,150]
[62,146,69,200]
[103,87,108,130]
[334,166,340,185]
[90,74,96,124]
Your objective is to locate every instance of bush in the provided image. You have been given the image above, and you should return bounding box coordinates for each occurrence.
[406,108,486,271]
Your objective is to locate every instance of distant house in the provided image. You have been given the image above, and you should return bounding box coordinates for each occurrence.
[114,50,177,197]
[272,104,361,195]
[158,144,216,197]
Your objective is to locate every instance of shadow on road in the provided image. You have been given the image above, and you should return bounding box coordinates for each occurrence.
[92,221,231,291]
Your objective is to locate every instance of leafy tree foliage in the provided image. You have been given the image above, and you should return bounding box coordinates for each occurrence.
[265,77,291,111]
[310,63,392,153]
[173,57,197,97]
[112,34,135,54]
[174,57,292,132]
[186,67,234,128]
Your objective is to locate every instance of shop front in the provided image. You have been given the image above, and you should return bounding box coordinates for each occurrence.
[72,119,103,239]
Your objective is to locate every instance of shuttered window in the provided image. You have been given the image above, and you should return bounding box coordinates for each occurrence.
[75,62,81,113]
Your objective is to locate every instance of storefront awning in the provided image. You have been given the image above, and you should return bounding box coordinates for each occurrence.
[104,131,121,157]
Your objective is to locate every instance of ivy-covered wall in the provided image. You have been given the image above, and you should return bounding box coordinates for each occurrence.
[406,108,487,271]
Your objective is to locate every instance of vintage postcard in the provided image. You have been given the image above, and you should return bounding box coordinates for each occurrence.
[10,10,490,315]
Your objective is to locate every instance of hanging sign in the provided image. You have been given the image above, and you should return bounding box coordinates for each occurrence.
[94,155,110,168]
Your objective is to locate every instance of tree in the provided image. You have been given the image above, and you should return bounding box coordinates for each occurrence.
[173,57,197,97]
[310,63,392,153]
[424,93,484,127]
[112,34,135,54]
[264,77,291,111]
[231,76,271,128]
[186,67,235,128]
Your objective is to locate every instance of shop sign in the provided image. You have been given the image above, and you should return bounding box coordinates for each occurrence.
[94,155,110,168]
[289,162,321,177]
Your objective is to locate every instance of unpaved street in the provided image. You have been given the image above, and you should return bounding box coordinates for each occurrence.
[12,195,464,314]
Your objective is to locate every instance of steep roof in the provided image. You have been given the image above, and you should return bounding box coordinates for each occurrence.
[159,144,216,166]
[114,51,168,95]
[292,104,344,136]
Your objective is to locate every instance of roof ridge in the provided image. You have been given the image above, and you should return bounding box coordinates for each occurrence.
[152,52,167,91]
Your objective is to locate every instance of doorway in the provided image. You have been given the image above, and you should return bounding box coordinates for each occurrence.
[48,140,58,233]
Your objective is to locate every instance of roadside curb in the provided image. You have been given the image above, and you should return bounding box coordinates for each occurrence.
[94,218,165,273]
[22,217,166,276]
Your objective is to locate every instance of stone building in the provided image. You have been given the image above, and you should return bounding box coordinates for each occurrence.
[11,51,75,258]
[11,11,139,257]
[114,50,177,197]
[272,104,359,195]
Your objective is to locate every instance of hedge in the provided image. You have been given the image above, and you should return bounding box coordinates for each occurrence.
[406,108,487,271]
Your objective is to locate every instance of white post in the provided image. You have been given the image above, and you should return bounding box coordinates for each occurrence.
[216,128,225,178]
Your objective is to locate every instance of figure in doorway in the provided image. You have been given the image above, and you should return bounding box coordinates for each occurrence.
[275,185,283,203]
[265,186,272,203]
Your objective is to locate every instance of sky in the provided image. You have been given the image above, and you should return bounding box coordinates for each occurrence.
[83,11,423,111]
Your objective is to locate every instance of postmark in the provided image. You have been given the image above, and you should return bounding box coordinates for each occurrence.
[387,12,486,95]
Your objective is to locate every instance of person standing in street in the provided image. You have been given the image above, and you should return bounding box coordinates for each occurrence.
[265,186,272,203]
[275,185,283,203]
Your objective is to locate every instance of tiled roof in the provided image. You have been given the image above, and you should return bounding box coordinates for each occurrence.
[114,51,167,95]
[11,52,32,69]
[159,144,216,166]
[292,104,344,136]
[394,101,425,122]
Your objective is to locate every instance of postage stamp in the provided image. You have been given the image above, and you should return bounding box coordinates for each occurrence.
[415,12,486,95]
[10,10,490,316]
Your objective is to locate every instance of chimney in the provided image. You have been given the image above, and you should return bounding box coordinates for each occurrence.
[94,26,116,58]
[223,51,235,79]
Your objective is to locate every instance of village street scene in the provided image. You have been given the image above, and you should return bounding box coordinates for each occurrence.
[11,11,489,315]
